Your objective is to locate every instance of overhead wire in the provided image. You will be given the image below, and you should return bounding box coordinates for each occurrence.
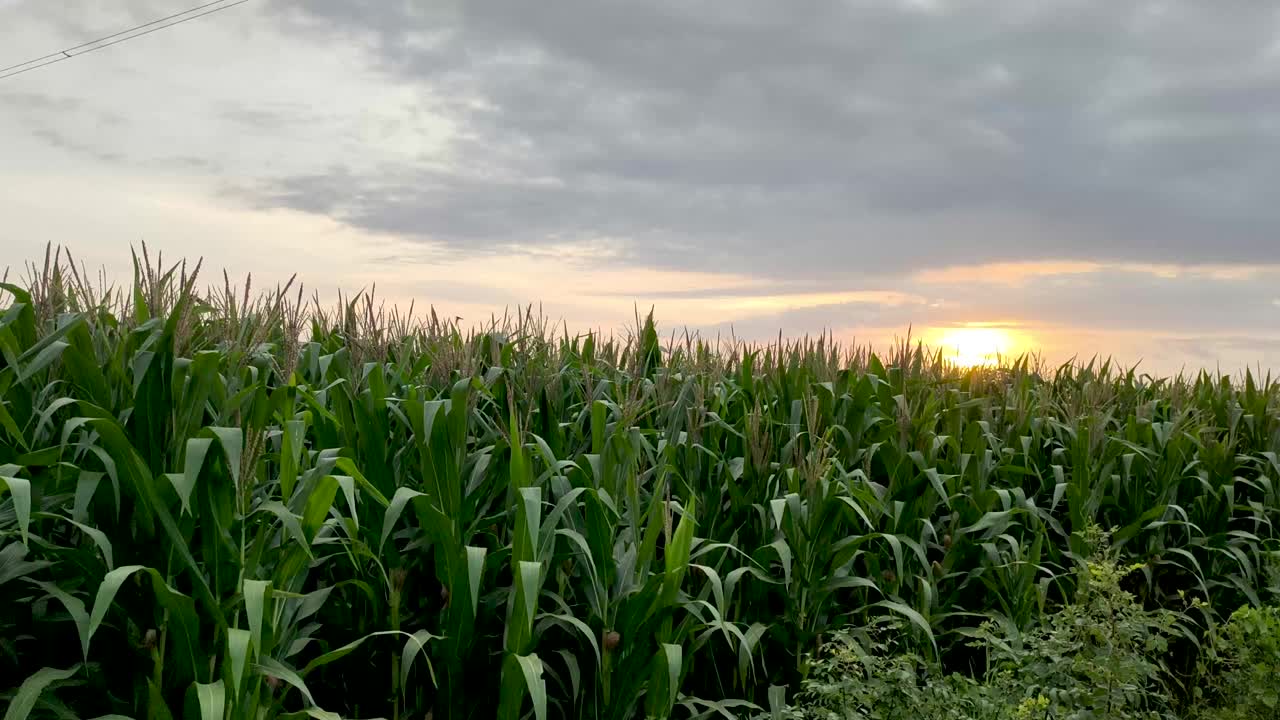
[0,0,250,81]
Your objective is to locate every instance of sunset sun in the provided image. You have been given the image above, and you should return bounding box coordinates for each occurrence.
[932,326,1026,367]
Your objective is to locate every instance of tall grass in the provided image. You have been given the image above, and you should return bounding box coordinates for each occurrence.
[1,246,1278,719]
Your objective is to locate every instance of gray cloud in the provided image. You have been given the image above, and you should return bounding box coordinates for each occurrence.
[5,0,1280,374]
[0,91,84,115]
[924,269,1280,333]
[28,127,124,164]
[651,268,1280,342]
[1149,336,1280,376]
[235,0,1280,278]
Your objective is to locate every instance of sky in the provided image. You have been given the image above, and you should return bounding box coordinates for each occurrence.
[3,0,1280,373]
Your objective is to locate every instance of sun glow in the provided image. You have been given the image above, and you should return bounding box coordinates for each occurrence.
[932,326,1026,367]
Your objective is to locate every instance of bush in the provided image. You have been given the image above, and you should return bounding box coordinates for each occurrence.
[771,634,999,720]
[1195,605,1280,720]
[976,527,1181,719]
[777,527,1181,720]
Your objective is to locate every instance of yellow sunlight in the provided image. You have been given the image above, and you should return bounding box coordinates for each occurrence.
[931,326,1028,367]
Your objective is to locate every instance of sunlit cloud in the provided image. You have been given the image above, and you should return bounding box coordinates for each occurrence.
[682,291,925,314]
[914,260,1270,286]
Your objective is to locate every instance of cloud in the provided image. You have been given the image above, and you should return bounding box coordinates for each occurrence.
[4,0,1280,373]
[644,265,1280,346]
[9,0,1280,280]
[1153,336,1280,374]
[238,0,1280,278]
[920,267,1280,333]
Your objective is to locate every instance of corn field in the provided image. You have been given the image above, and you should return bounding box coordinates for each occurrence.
[2,248,1279,719]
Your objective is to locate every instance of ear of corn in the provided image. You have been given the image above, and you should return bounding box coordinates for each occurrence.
[1,247,1278,718]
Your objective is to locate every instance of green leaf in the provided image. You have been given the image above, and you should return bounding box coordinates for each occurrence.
[923,467,953,509]
[400,628,438,692]
[194,680,226,720]
[85,566,147,658]
[32,512,114,569]
[739,622,769,684]
[506,560,543,655]
[278,711,341,720]
[499,653,547,720]
[0,397,25,452]
[301,629,440,677]
[768,686,787,720]
[253,502,311,559]
[301,475,339,540]
[961,510,1015,537]
[280,419,305,500]
[18,339,69,383]
[333,474,359,528]
[175,438,213,515]
[27,581,89,653]
[0,545,49,587]
[0,475,32,546]
[661,497,697,606]
[512,486,542,565]
[206,427,244,487]
[255,656,315,707]
[537,613,601,670]
[874,600,937,657]
[3,665,79,720]
[380,487,426,553]
[226,628,251,698]
[645,643,682,720]
[72,471,103,524]
[85,565,200,681]
[465,545,487,617]
[243,579,270,660]
[763,540,792,587]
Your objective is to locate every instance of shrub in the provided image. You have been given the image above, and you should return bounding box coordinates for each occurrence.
[974,527,1181,719]
[777,527,1181,720]
[1195,605,1280,720]
[769,634,1000,720]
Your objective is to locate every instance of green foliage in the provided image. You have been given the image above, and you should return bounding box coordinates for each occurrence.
[1,247,1279,718]
[766,635,1001,720]
[772,530,1181,720]
[1195,605,1280,719]
[973,527,1181,720]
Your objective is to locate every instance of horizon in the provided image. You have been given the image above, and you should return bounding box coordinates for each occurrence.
[8,243,1271,381]
[4,1,1280,374]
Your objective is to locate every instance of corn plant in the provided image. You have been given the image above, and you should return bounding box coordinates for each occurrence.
[2,246,1279,718]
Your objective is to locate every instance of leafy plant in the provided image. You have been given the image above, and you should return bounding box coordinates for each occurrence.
[972,526,1181,720]
[1194,604,1280,719]
[771,527,1183,720]
[2,246,1279,718]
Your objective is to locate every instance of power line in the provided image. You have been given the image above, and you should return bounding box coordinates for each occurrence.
[0,0,236,75]
[0,0,250,81]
